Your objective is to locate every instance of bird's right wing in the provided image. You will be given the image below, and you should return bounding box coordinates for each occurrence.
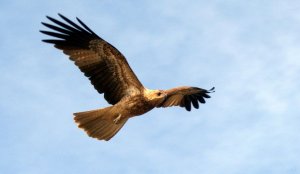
[158,86,214,111]
[40,14,144,105]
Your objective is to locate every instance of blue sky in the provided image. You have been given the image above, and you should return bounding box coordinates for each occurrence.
[1,0,300,173]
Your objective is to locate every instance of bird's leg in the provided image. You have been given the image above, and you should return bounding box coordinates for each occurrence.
[113,114,122,124]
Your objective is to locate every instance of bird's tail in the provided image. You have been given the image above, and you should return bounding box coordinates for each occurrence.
[74,106,128,141]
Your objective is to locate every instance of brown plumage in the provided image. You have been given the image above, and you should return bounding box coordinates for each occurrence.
[40,14,215,141]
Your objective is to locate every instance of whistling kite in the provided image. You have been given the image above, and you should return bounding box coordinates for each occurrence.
[40,14,214,141]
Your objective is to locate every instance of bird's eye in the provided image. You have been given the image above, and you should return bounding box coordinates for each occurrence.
[157,92,162,96]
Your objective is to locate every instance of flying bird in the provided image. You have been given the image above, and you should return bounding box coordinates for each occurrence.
[40,14,215,141]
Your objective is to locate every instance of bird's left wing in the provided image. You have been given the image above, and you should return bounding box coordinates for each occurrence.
[158,86,214,111]
[40,14,144,105]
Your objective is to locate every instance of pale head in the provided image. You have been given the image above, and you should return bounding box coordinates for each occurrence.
[144,88,167,105]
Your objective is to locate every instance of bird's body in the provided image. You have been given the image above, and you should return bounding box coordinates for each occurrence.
[41,14,214,141]
[103,90,161,122]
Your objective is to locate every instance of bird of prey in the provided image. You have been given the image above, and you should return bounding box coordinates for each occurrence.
[40,14,215,141]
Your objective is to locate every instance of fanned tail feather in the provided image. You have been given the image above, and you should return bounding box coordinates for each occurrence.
[74,107,127,141]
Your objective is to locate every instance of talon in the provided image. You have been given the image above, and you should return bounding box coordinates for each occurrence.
[113,114,122,124]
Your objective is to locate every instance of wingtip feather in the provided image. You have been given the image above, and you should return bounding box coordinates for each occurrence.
[208,87,215,93]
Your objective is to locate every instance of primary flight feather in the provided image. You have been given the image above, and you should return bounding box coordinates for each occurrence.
[40,14,215,141]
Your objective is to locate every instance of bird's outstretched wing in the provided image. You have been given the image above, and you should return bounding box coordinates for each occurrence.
[40,14,144,105]
[158,87,215,111]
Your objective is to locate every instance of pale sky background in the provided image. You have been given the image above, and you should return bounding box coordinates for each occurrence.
[1,0,300,174]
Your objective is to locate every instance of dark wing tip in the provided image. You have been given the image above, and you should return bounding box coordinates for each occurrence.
[57,13,64,18]
[46,15,55,22]
[184,96,192,111]
[201,87,215,98]
[41,14,100,48]
[188,86,215,110]
[76,16,98,35]
[190,96,199,109]
[207,87,215,93]
[41,39,61,44]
